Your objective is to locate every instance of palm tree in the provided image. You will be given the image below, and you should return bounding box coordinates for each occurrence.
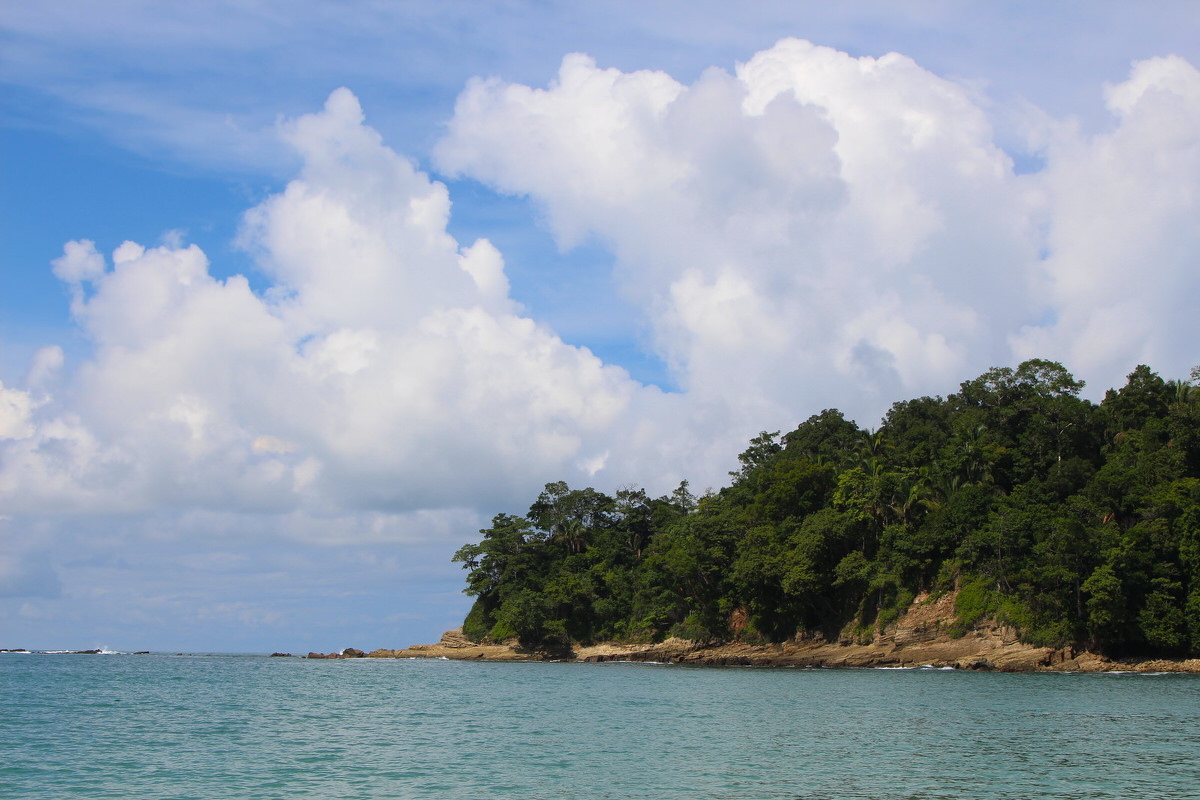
[889,474,934,527]
[561,518,587,555]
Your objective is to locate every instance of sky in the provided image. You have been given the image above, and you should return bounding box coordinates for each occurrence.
[2,1,1199,653]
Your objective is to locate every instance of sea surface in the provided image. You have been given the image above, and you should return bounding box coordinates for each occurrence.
[2,652,1198,799]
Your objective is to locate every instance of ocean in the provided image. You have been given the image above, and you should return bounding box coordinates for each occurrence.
[2,652,1198,799]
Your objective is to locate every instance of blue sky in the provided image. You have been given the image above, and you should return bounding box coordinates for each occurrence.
[2,2,1199,652]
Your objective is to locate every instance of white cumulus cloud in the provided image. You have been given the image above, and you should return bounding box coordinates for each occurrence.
[435,40,1045,423]
[436,39,1200,417]
[1012,55,1200,385]
[0,88,691,522]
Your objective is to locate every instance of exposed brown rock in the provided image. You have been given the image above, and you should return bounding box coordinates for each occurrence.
[374,590,1200,672]
[438,628,473,648]
[391,634,543,662]
[367,649,399,658]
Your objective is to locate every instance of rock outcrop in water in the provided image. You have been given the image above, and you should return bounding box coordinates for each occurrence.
[306,647,367,659]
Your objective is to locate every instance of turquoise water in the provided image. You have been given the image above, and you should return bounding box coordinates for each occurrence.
[2,653,1199,799]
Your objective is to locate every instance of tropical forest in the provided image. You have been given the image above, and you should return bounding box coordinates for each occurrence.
[452,360,1200,658]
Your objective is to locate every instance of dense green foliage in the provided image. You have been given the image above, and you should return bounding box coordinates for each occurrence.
[453,360,1200,657]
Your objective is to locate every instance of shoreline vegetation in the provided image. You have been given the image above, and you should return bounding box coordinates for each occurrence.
[427,359,1200,672]
[312,604,1200,673]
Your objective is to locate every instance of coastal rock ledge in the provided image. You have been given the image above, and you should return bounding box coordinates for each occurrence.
[366,592,1200,672]
[379,630,1199,673]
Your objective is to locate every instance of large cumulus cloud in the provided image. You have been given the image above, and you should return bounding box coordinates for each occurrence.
[435,41,1037,420]
[437,39,1200,419]
[0,89,688,522]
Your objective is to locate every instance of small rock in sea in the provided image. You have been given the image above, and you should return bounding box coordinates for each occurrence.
[270,652,294,658]
[342,648,366,658]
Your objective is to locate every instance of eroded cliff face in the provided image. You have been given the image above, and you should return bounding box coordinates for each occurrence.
[347,592,1200,672]
[570,590,1083,671]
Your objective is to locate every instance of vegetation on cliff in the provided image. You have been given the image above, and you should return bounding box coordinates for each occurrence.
[453,360,1200,658]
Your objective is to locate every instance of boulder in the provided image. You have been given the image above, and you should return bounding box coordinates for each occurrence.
[439,628,473,648]
[957,656,995,670]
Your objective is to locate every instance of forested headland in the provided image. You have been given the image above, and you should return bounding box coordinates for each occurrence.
[452,360,1200,659]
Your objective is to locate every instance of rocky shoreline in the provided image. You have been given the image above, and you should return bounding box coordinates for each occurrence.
[314,629,1200,673]
[308,591,1200,673]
